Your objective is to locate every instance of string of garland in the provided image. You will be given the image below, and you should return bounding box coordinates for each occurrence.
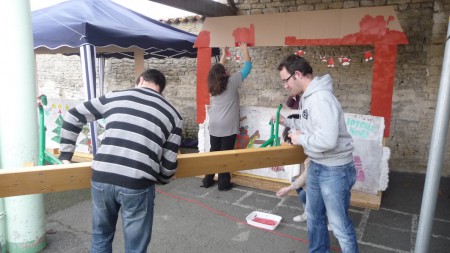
[222,47,375,67]
[293,49,374,67]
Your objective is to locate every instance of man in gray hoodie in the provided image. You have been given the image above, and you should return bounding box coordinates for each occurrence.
[275,55,359,253]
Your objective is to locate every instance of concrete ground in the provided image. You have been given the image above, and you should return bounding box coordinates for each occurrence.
[39,170,450,253]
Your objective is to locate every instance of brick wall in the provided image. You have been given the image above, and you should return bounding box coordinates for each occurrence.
[36,0,450,175]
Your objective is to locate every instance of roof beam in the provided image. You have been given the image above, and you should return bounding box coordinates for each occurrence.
[150,0,237,17]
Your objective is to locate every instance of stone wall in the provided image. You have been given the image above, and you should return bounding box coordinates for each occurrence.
[36,0,450,175]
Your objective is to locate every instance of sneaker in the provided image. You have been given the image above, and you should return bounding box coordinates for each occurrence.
[293,212,307,222]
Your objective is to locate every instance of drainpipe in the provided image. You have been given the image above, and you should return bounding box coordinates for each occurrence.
[0,0,46,252]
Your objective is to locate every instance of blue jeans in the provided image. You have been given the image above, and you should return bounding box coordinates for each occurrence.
[296,187,307,207]
[90,181,155,253]
[306,161,359,253]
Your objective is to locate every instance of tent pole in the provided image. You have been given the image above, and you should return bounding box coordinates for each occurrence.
[0,1,46,252]
[80,45,99,155]
[414,17,450,253]
[134,48,145,78]
[98,54,105,97]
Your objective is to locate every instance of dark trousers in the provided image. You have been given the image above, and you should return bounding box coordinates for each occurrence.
[202,134,236,190]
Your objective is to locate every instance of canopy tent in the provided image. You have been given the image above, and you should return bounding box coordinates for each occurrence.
[32,0,201,59]
[32,0,217,154]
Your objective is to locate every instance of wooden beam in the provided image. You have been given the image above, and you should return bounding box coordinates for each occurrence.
[150,0,237,17]
[232,173,382,210]
[0,146,306,198]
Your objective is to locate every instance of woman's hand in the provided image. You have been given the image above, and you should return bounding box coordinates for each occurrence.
[239,42,251,62]
[219,46,228,65]
[276,186,291,197]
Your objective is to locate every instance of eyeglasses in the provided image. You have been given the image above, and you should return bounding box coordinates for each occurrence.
[282,73,294,84]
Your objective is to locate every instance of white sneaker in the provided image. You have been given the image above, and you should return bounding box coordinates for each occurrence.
[293,212,307,222]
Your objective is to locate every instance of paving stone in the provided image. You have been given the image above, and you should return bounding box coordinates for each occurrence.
[362,223,411,251]
[367,209,412,231]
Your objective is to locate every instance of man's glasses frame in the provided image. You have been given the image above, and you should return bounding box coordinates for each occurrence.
[282,73,295,84]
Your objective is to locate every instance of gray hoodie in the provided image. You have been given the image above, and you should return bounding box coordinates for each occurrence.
[284,74,354,166]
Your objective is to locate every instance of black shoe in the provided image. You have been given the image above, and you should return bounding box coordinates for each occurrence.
[201,178,215,188]
[218,183,234,191]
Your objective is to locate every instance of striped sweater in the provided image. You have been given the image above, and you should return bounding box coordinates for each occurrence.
[59,87,183,189]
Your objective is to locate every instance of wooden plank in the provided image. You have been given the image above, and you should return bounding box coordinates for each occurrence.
[176,145,306,178]
[232,172,382,210]
[351,191,382,210]
[0,145,306,198]
[0,162,92,197]
[150,0,237,17]
[232,173,291,194]
[0,145,381,209]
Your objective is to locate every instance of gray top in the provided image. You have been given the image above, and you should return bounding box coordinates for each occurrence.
[285,74,354,166]
[208,72,242,137]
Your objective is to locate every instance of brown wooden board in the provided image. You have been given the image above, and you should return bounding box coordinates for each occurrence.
[0,146,306,198]
[232,172,382,210]
[2,145,381,209]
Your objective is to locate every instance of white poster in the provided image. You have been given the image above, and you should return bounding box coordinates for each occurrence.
[200,106,389,194]
[344,113,386,194]
[44,98,104,154]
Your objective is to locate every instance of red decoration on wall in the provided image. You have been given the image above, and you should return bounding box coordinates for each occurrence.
[232,24,255,46]
[193,30,211,48]
[284,14,408,136]
[196,13,408,135]
[371,45,397,137]
[285,15,408,46]
[196,47,212,123]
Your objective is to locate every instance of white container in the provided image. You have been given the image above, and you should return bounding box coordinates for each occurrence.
[245,211,282,230]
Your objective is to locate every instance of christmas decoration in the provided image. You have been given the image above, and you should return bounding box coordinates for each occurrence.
[295,50,306,56]
[364,51,373,62]
[327,57,335,68]
[339,56,351,66]
[235,54,241,63]
[51,114,64,143]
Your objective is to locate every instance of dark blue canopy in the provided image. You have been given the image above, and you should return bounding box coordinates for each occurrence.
[32,0,209,59]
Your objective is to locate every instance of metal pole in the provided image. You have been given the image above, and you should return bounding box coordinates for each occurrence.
[414,17,450,253]
[0,0,46,252]
[98,54,105,97]
[0,200,5,253]
[80,45,99,155]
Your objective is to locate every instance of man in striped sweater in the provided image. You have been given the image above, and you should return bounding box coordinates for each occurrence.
[59,69,183,253]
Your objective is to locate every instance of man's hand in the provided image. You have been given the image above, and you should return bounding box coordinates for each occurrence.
[288,130,302,145]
